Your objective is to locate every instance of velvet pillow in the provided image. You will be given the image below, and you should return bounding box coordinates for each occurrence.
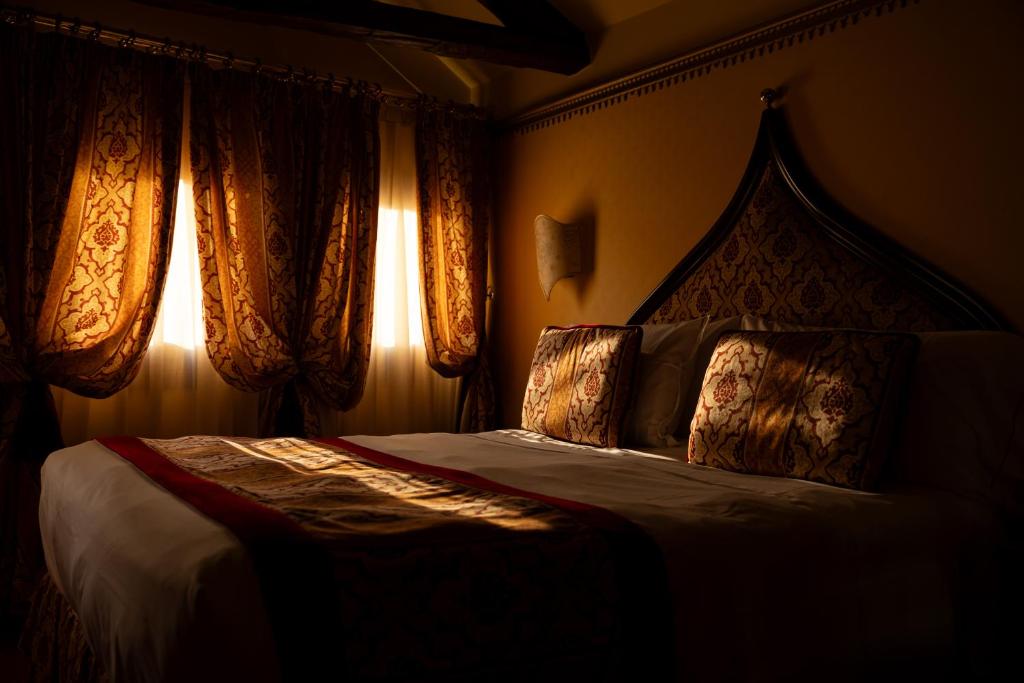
[522,325,642,448]
[673,314,766,444]
[688,330,918,490]
[624,317,709,447]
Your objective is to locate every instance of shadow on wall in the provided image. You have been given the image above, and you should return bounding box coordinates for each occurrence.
[564,202,596,307]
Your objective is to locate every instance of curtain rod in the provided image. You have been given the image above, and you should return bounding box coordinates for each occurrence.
[0,4,485,113]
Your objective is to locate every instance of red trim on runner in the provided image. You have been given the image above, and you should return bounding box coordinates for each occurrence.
[96,436,305,541]
[98,434,673,679]
[317,436,631,528]
[95,436,334,681]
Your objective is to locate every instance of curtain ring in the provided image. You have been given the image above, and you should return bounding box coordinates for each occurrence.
[285,64,295,82]
[70,18,81,35]
[52,13,63,32]
[161,37,172,54]
[88,23,101,41]
[253,58,263,75]
[224,51,234,70]
[326,72,337,91]
[119,30,135,49]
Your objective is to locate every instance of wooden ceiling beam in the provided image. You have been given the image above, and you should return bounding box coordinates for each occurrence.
[476,0,581,37]
[133,0,591,74]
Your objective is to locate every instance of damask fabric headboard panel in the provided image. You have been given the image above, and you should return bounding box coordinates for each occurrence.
[628,96,1005,332]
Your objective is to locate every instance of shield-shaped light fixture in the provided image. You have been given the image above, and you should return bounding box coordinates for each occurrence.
[534,214,582,301]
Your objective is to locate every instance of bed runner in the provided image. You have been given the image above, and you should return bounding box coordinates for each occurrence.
[97,435,672,681]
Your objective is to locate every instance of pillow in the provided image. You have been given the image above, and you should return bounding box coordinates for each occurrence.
[674,314,762,443]
[889,331,1024,513]
[688,330,919,490]
[522,325,642,447]
[624,317,709,447]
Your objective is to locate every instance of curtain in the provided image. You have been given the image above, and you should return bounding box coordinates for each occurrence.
[54,82,260,446]
[415,102,495,430]
[189,67,380,437]
[0,26,183,618]
[320,109,459,436]
[56,98,457,444]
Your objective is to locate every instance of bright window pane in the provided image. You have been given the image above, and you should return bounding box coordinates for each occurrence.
[373,208,400,348]
[372,207,423,349]
[402,209,424,347]
[151,179,204,350]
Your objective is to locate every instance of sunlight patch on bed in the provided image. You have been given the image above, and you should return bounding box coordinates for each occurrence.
[222,437,553,531]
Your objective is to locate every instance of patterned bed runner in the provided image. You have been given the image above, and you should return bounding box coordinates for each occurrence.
[97,435,671,681]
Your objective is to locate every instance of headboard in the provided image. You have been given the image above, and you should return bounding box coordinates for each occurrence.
[627,90,1006,332]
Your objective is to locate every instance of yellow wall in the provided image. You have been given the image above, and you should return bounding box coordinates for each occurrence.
[491,0,1024,426]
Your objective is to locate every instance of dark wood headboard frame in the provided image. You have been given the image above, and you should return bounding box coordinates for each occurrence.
[626,89,1007,331]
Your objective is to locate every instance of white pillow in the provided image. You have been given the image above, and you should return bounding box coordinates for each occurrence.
[623,317,708,446]
[889,331,1024,513]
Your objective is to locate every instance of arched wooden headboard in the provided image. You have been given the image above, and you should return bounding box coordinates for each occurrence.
[627,90,1006,332]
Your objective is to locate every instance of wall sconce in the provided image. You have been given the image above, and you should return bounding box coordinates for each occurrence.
[534,214,582,301]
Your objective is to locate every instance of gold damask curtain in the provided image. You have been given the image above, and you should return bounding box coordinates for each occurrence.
[415,103,494,430]
[0,26,183,618]
[189,67,380,437]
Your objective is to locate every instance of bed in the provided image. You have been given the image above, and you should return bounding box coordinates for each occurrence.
[24,91,1024,682]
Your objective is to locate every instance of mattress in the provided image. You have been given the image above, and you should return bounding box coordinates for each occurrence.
[39,429,999,681]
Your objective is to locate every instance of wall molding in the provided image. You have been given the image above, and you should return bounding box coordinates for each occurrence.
[500,0,920,135]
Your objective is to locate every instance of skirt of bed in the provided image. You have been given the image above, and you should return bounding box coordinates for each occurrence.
[19,573,104,683]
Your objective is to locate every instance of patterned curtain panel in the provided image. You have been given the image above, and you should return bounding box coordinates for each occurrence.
[189,67,380,437]
[0,26,183,619]
[415,103,495,431]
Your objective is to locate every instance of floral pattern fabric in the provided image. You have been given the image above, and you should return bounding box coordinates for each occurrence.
[648,165,958,331]
[21,573,106,683]
[189,67,380,435]
[688,330,918,490]
[0,29,182,395]
[0,25,183,619]
[522,326,642,448]
[415,103,494,430]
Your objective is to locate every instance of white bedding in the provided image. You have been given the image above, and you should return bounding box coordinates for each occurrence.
[40,429,999,681]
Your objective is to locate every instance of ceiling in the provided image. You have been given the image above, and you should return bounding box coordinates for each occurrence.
[23,0,828,115]
[379,0,826,115]
[383,0,675,32]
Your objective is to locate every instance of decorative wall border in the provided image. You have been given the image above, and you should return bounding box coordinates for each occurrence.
[501,0,920,135]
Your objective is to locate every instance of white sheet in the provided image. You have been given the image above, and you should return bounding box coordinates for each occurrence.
[40,430,1000,681]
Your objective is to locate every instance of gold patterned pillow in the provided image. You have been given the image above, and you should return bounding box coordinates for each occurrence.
[688,330,918,490]
[522,325,642,448]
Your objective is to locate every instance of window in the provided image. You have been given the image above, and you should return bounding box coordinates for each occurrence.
[150,178,204,350]
[373,208,424,348]
[152,185,426,353]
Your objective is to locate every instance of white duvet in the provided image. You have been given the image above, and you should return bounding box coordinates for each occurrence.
[40,429,999,682]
